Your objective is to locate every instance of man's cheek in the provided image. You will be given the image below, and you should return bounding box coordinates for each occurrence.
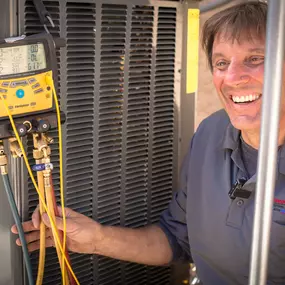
[254,65,264,82]
[212,76,223,90]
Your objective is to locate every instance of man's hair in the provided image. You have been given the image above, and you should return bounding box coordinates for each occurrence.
[201,1,267,71]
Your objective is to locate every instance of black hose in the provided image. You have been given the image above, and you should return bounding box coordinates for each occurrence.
[2,173,34,285]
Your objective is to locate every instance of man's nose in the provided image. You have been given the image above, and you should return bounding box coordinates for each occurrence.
[224,62,250,86]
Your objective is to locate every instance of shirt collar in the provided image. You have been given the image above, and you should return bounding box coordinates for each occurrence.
[220,122,240,151]
[219,120,285,175]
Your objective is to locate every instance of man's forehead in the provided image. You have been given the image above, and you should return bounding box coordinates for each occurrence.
[213,32,265,53]
[215,29,264,43]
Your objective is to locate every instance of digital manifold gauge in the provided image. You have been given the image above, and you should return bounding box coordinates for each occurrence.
[0,33,63,139]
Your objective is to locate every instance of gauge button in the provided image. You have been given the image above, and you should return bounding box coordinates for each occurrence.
[11,80,28,88]
[16,89,25,98]
[28,78,37,84]
[2,82,10,87]
[32,83,41,89]
[34,88,44,94]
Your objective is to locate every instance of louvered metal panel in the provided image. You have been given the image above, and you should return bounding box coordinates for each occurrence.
[65,0,95,218]
[97,3,126,227]
[65,2,96,284]
[151,6,176,225]
[123,6,154,285]
[19,0,185,284]
[125,4,153,230]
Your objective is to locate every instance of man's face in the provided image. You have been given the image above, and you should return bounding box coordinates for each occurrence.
[212,34,266,131]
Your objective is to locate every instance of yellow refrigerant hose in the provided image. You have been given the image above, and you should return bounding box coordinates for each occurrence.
[0,75,80,285]
[44,169,69,284]
[46,74,68,282]
[36,169,46,285]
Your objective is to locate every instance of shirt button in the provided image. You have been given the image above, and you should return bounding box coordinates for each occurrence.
[237,199,244,207]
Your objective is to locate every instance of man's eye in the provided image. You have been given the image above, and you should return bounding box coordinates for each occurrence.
[249,57,264,64]
[216,61,227,66]
[214,61,228,70]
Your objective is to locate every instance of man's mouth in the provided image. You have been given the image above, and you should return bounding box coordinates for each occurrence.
[230,93,262,104]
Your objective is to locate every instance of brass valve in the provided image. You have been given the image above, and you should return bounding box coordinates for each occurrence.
[33,133,48,150]
[33,133,52,161]
[9,138,23,158]
[33,149,44,160]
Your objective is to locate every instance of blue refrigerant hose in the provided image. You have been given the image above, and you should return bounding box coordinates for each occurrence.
[2,173,34,285]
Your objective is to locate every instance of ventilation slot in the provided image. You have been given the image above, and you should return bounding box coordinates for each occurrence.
[125,5,154,230]
[98,256,121,285]
[125,263,148,285]
[98,4,127,225]
[65,2,96,284]
[149,266,171,285]
[151,7,176,223]
[65,1,95,216]
[123,7,153,283]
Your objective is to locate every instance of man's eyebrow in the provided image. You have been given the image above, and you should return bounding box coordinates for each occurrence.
[248,48,265,53]
[212,53,224,62]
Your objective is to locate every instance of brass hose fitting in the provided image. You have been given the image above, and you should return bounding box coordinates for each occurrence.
[0,141,8,175]
[9,138,23,158]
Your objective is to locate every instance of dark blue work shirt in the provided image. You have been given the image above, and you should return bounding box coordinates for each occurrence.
[159,110,285,285]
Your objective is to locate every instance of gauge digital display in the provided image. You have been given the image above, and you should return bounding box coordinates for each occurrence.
[0,43,47,76]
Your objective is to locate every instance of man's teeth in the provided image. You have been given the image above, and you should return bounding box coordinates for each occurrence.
[232,94,261,103]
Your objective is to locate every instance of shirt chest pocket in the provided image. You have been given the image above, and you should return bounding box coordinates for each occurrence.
[226,173,255,229]
[226,198,247,229]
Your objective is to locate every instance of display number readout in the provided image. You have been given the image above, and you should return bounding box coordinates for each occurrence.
[0,44,47,76]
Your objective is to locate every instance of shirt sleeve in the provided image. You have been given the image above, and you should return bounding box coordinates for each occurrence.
[157,138,193,263]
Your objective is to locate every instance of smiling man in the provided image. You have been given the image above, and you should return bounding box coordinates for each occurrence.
[206,10,285,149]
[12,1,285,285]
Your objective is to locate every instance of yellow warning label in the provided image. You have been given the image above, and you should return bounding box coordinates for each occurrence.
[187,9,200,94]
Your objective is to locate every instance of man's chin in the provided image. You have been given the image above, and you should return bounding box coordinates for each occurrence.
[229,115,260,132]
